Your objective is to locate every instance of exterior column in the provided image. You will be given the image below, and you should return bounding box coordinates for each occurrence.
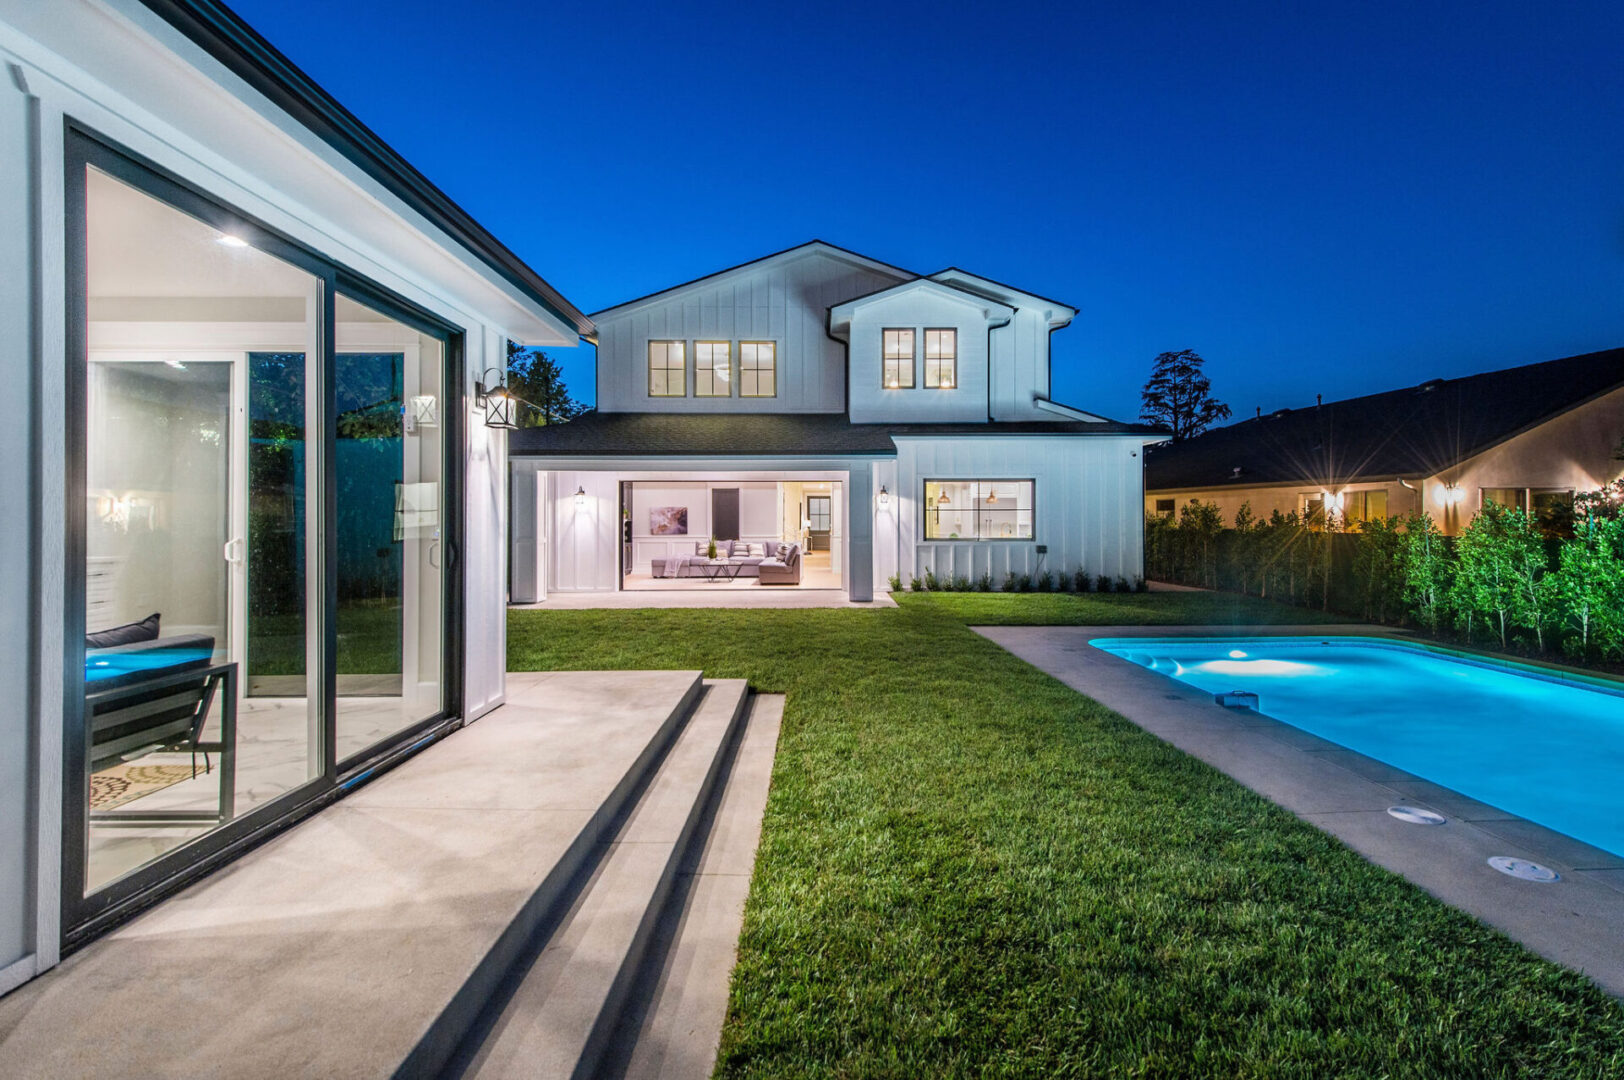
[846,464,874,602]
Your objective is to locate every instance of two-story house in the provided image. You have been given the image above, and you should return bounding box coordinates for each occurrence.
[510,241,1162,602]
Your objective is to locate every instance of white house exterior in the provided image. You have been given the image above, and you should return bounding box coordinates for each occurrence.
[511,242,1161,602]
[0,0,590,990]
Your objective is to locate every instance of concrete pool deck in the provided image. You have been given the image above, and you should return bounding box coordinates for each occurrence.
[976,624,1624,999]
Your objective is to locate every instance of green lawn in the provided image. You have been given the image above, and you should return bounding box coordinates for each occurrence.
[507,594,1624,1078]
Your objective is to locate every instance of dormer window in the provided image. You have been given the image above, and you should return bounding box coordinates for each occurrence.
[925,329,956,389]
[647,340,686,397]
[882,329,915,388]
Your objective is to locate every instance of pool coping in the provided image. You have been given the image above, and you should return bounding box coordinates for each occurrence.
[974,623,1624,999]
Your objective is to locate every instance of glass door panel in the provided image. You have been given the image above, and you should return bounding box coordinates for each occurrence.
[81,166,321,893]
[333,294,445,759]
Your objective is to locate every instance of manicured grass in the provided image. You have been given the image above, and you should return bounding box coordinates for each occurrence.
[507,596,1624,1077]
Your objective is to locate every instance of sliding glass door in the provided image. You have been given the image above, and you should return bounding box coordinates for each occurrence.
[64,129,461,942]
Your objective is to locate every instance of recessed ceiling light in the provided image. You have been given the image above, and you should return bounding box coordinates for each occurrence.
[217,233,248,248]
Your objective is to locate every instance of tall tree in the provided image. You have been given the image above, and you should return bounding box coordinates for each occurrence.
[505,340,584,427]
[1139,349,1232,441]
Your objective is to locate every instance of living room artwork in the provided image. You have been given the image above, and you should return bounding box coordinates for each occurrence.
[649,506,688,535]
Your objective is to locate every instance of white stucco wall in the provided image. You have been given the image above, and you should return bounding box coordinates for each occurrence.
[594,250,905,414]
[896,436,1146,584]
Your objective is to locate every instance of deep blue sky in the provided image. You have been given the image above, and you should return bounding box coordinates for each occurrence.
[232,0,1624,423]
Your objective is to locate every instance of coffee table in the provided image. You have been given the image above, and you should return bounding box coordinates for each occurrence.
[695,559,743,583]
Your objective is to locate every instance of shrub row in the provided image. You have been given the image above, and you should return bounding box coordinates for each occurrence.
[888,569,1147,594]
[1146,481,1624,662]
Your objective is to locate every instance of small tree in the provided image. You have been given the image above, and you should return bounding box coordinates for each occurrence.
[1399,512,1452,634]
[1139,349,1232,441]
[1453,504,1532,649]
[1177,498,1225,587]
[506,341,584,427]
[1551,510,1624,659]
[1352,515,1404,623]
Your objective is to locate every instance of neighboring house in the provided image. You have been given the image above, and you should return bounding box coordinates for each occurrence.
[510,242,1162,602]
[1144,348,1624,534]
[0,0,590,989]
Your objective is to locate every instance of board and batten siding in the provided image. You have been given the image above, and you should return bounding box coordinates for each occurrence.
[594,251,905,414]
[893,436,1145,584]
[988,308,1055,422]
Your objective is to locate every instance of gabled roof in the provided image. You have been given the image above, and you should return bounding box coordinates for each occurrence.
[589,240,918,323]
[826,277,1015,339]
[138,0,592,337]
[1144,347,1624,492]
[510,412,1162,458]
[927,268,1077,326]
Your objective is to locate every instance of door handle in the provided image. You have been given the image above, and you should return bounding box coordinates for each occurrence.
[223,537,245,565]
[428,541,440,569]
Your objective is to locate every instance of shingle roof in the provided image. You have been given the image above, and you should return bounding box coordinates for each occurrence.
[510,411,1162,457]
[1145,347,1624,491]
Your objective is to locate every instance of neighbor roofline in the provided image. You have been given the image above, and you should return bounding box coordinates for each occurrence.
[136,0,594,337]
[589,240,920,321]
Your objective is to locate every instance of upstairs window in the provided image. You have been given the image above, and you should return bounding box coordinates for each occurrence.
[924,329,957,388]
[740,341,776,397]
[695,341,732,397]
[924,480,1035,540]
[882,329,915,388]
[648,341,686,397]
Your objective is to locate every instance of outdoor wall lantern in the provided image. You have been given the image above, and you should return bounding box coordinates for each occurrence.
[878,485,890,508]
[475,367,518,430]
[574,485,588,509]
[1442,484,1466,506]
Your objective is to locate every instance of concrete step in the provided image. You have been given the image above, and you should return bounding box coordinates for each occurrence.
[0,671,706,1080]
[609,694,785,1080]
[452,680,752,1080]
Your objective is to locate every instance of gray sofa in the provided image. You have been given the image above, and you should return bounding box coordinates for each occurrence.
[651,540,799,581]
[758,544,802,585]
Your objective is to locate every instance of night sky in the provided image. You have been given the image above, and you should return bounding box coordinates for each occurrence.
[229,0,1624,424]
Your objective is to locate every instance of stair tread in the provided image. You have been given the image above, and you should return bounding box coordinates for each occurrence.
[462,680,749,1080]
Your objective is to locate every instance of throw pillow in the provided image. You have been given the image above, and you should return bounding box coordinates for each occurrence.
[86,612,160,650]
[747,542,766,558]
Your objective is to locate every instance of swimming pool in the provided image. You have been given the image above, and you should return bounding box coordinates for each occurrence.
[1091,636,1624,859]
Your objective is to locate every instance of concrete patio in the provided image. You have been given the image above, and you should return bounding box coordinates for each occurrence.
[0,670,782,1079]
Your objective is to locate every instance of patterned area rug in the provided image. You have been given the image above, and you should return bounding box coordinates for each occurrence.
[90,763,197,810]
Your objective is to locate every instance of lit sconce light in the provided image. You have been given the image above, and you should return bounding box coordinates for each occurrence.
[216,233,248,248]
[1442,484,1466,506]
[475,367,518,430]
[878,485,890,508]
[574,485,588,509]
[411,394,439,428]
[1322,491,1343,512]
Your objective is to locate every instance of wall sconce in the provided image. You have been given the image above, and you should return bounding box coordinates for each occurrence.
[1443,484,1466,506]
[574,485,587,510]
[878,485,890,508]
[475,367,517,430]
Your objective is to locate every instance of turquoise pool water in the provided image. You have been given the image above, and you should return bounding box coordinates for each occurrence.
[1091,636,1624,858]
